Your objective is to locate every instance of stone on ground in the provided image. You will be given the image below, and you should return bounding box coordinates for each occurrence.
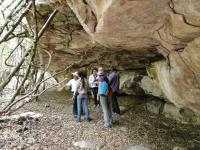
[73,140,104,149]
[173,146,188,150]
[125,144,150,150]
[0,112,42,123]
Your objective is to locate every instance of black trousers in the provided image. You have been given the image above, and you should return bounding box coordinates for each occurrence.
[112,92,120,114]
[72,94,77,116]
[91,87,99,106]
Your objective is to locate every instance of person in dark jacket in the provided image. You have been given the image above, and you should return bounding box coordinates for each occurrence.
[109,67,120,115]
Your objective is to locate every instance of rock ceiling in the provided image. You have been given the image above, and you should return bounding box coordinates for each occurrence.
[35,0,200,114]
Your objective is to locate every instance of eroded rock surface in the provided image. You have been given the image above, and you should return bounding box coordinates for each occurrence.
[34,0,200,113]
[120,71,165,98]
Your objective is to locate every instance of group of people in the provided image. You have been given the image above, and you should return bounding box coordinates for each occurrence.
[66,67,120,128]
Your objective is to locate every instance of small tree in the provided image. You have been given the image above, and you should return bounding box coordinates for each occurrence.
[0,0,58,114]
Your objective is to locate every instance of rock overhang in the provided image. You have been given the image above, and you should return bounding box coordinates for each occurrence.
[32,0,200,114]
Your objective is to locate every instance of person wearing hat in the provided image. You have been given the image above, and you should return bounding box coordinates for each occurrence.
[97,67,112,128]
[66,71,79,118]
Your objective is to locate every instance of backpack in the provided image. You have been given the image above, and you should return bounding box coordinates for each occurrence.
[104,77,113,96]
[99,81,109,96]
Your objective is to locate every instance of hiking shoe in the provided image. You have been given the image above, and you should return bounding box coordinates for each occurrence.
[113,112,121,117]
[86,118,92,122]
[104,124,112,128]
[76,119,81,122]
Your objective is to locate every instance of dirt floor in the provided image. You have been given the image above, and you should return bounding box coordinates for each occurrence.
[0,91,200,150]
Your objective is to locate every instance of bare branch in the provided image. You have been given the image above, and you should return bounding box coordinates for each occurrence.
[32,0,38,41]
[0,8,58,92]
[0,56,100,114]
[2,0,38,111]
[4,30,28,42]
[3,78,69,115]
[0,63,74,114]
[0,0,5,5]
[0,1,32,44]
[3,45,36,111]
[2,0,16,11]
[0,44,32,91]
[0,0,59,113]
[33,48,52,97]
[4,39,24,67]
[0,0,24,35]
[38,9,58,40]
[37,78,68,96]
[43,49,52,71]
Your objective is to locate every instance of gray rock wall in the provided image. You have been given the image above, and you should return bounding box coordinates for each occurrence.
[145,99,200,125]
[120,71,166,99]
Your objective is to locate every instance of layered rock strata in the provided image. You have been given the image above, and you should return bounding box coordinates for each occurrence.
[35,0,200,114]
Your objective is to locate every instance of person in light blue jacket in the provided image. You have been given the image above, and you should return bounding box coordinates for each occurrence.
[97,68,112,128]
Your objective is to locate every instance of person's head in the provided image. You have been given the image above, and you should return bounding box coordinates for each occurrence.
[98,75,104,82]
[77,71,84,79]
[78,71,86,88]
[92,67,98,75]
[111,67,117,72]
[97,67,104,76]
[72,72,79,80]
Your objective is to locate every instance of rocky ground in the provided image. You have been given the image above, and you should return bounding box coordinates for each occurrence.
[0,91,200,150]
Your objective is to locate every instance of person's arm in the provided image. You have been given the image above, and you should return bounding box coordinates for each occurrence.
[66,80,72,90]
[86,79,89,92]
[66,80,72,87]
[108,73,113,84]
[97,81,100,101]
[118,74,120,83]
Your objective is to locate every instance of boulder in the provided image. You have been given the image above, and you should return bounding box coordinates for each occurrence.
[140,76,166,99]
[145,99,164,114]
[120,71,166,99]
[162,103,200,125]
[119,71,144,95]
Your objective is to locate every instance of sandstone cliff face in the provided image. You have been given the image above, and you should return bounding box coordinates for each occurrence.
[154,37,200,113]
[36,0,200,114]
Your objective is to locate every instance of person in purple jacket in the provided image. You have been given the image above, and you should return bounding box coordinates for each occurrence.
[109,67,120,115]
